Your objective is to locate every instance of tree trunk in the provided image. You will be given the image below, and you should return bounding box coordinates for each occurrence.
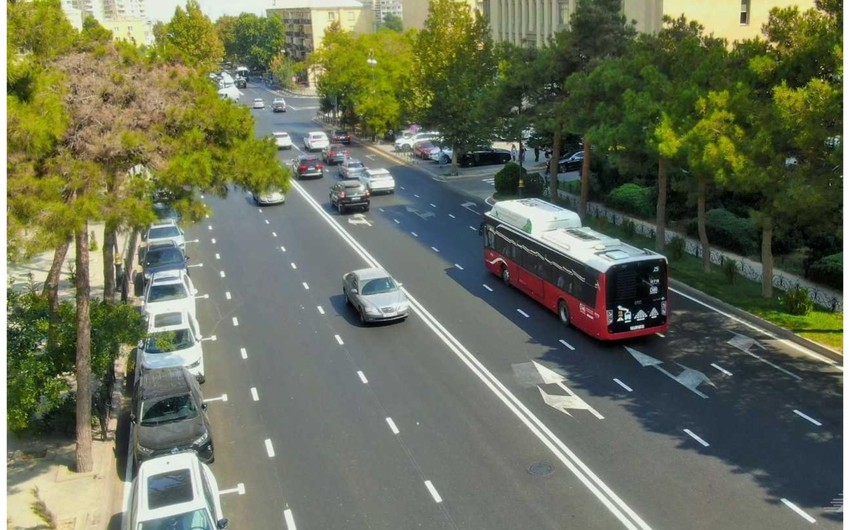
[102,220,118,303]
[696,176,711,272]
[74,224,93,473]
[43,236,72,352]
[122,228,140,303]
[761,216,774,298]
[549,130,562,201]
[579,136,591,219]
[655,157,668,252]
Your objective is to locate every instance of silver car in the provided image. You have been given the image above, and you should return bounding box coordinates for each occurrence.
[144,220,185,252]
[338,158,367,179]
[343,268,409,325]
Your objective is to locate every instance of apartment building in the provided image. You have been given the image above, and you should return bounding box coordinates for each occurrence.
[373,0,403,29]
[61,0,151,44]
[664,0,815,43]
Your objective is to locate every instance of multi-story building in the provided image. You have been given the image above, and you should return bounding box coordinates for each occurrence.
[664,0,815,43]
[61,0,151,45]
[373,0,403,29]
[401,0,479,31]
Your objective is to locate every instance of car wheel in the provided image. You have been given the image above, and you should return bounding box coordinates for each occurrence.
[558,300,571,327]
[198,374,206,384]
[338,202,346,215]
[501,265,510,286]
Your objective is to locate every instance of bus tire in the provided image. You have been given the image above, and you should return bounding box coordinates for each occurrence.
[558,300,571,327]
[501,265,510,286]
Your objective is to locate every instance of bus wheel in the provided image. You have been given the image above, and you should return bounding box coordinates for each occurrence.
[501,266,510,286]
[558,300,571,327]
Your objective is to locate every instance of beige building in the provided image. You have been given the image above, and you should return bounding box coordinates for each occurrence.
[664,0,815,43]
[400,0,480,32]
[103,16,149,45]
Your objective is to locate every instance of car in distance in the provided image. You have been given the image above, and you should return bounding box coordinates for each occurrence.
[126,452,227,530]
[394,131,440,151]
[558,150,584,173]
[292,154,324,179]
[338,158,367,179]
[137,310,205,383]
[131,366,214,466]
[343,267,409,325]
[458,148,512,167]
[252,98,264,109]
[322,144,350,165]
[272,132,292,150]
[331,130,352,145]
[144,220,185,252]
[142,241,188,284]
[359,168,395,194]
[253,187,285,206]
[142,270,199,318]
[303,131,330,151]
[329,179,370,214]
[272,97,286,112]
[413,140,440,160]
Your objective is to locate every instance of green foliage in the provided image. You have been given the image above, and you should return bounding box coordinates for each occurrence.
[158,0,224,68]
[782,285,814,315]
[607,183,654,218]
[721,257,738,284]
[216,13,284,71]
[808,252,842,290]
[523,172,545,197]
[381,14,403,32]
[686,208,758,256]
[667,236,686,261]
[622,219,637,239]
[80,15,113,47]
[494,162,527,195]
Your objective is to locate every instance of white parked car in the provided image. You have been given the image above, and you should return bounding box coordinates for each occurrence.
[142,270,199,318]
[359,168,395,194]
[143,219,185,252]
[137,311,205,383]
[252,98,265,109]
[303,131,330,151]
[394,131,440,151]
[126,452,228,530]
[272,131,292,150]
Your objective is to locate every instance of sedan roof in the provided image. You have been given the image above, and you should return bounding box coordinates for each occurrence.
[350,267,391,281]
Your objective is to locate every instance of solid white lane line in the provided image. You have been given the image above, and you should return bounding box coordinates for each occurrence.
[386,417,400,435]
[240,347,247,359]
[483,284,493,292]
[284,509,297,530]
[264,439,275,458]
[424,481,443,503]
[302,282,310,290]
[211,238,216,244]
[357,371,368,384]
[431,246,439,253]
[454,264,464,270]
[232,317,239,327]
[394,219,400,224]
[265,219,270,225]
[559,339,575,351]
[683,429,710,447]
[517,309,530,318]
[430,203,436,208]
[250,387,259,401]
[225,292,231,300]
[793,409,822,426]
[317,306,325,315]
[290,262,297,269]
[215,253,220,260]
[613,379,633,392]
[272,231,277,237]
[448,214,456,218]
[780,498,816,523]
[335,334,344,345]
[411,232,418,238]
[711,363,732,376]
[280,245,286,252]
[220,271,226,278]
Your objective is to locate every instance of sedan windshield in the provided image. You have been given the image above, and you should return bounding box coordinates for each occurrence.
[140,509,214,530]
[148,284,188,303]
[145,248,184,267]
[148,226,180,240]
[361,277,396,295]
[144,330,194,354]
[140,394,198,426]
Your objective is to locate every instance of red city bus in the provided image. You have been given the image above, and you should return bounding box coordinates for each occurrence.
[480,199,669,340]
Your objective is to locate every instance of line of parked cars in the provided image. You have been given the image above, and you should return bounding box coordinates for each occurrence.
[393,130,512,168]
[127,216,229,530]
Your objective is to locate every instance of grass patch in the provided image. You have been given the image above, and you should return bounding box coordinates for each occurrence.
[583,217,843,352]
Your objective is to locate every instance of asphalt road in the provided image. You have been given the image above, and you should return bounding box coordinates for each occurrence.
[178,83,843,530]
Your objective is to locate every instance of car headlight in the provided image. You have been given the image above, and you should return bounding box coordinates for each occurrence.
[364,306,382,316]
[192,431,210,447]
[136,444,155,456]
[396,302,409,312]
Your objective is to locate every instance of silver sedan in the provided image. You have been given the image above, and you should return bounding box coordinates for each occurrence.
[343,268,409,325]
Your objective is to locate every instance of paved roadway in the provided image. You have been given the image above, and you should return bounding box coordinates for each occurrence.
[183,83,843,529]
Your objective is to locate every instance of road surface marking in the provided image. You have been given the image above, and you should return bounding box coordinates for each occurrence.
[208,225,213,230]
[613,379,633,392]
[250,387,259,401]
[219,483,245,496]
[357,371,368,384]
[280,246,286,252]
[656,332,665,338]
[215,253,220,260]
[220,271,226,278]
[386,417,400,434]
[302,282,309,290]
[431,246,439,253]
[411,232,418,238]
[793,409,822,426]
[469,226,476,230]
[559,339,575,351]
[430,203,437,208]
[240,347,247,359]
[400,186,405,190]
[225,291,231,300]
[711,363,732,376]
[232,317,239,327]
[264,439,275,458]
[211,238,216,244]
[379,208,385,212]
[683,429,709,447]
[335,334,344,345]
[517,309,530,318]
[265,219,269,225]
[317,306,325,315]
[414,194,420,198]
[483,284,493,292]
[394,219,400,224]
[455,264,464,270]
[290,262,297,269]
[424,481,443,503]
[272,232,277,237]
[448,214,456,218]
[284,509,297,530]
[203,394,227,403]
[780,498,816,523]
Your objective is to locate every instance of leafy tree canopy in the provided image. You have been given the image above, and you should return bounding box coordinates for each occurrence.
[158,0,224,69]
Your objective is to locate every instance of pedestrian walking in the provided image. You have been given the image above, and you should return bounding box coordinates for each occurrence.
[519,146,526,164]
[534,146,540,162]
[510,144,517,161]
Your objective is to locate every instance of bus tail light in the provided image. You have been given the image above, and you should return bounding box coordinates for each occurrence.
[661,301,668,316]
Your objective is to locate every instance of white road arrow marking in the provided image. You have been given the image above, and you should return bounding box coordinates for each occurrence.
[626,347,714,399]
[533,362,604,419]
[404,205,435,219]
[460,201,479,214]
[188,263,204,268]
[203,394,227,403]
[201,335,217,342]
[219,483,245,496]
[727,333,802,381]
[348,214,372,226]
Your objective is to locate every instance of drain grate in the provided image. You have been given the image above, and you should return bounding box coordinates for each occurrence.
[527,462,554,477]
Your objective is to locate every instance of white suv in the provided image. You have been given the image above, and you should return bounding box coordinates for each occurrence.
[144,219,185,252]
[126,452,228,530]
[137,311,205,383]
[142,270,199,318]
[303,131,329,151]
[394,131,440,151]
[359,168,395,194]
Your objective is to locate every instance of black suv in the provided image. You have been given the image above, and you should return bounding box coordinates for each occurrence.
[142,241,188,284]
[329,180,370,214]
[131,366,214,467]
[292,154,324,179]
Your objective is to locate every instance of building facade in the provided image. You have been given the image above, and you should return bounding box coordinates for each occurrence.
[664,0,815,44]
[373,0,403,29]
[61,0,151,44]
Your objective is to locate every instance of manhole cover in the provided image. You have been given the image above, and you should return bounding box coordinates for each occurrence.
[528,462,554,477]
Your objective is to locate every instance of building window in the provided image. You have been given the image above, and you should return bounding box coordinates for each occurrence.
[328,12,336,21]
[559,1,570,26]
[348,11,354,21]
[740,0,750,25]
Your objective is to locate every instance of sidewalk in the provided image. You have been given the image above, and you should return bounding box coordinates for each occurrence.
[7,224,135,530]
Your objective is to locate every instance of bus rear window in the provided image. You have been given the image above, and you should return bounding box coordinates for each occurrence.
[608,260,666,304]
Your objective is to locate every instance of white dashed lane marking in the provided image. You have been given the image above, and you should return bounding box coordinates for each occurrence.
[454,264,464,270]
[448,214,456,219]
[284,509,297,530]
[240,348,247,359]
[613,379,633,392]
[317,306,325,315]
[386,417,400,435]
[250,388,259,401]
[793,409,822,426]
[291,263,297,270]
[411,232,418,238]
[335,335,344,345]
[781,498,816,523]
[215,253,220,260]
[220,271,226,278]
[483,284,493,292]
[517,309,530,318]
[211,238,216,244]
[711,363,732,376]
[232,317,239,327]
[302,282,310,290]
[683,429,709,447]
[357,371,368,384]
[280,246,286,252]
[225,292,231,300]
[272,232,277,237]
[265,219,270,225]
[424,481,443,503]
[264,439,275,458]
[431,247,439,253]
[559,339,575,351]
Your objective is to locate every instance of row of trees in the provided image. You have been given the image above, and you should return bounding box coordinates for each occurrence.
[309,0,841,298]
[8,0,288,471]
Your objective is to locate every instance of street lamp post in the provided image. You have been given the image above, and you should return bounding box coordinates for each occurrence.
[366,50,377,141]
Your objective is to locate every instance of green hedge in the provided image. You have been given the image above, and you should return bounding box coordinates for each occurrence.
[686,208,758,256]
[524,172,545,196]
[494,162,527,195]
[607,183,654,218]
[809,252,842,290]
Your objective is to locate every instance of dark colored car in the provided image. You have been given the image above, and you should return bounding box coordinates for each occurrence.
[329,179,370,214]
[235,77,247,89]
[131,366,214,467]
[322,144,351,165]
[292,154,324,179]
[142,241,188,283]
[331,130,352,145]
[558,150,584,173]
[458,148,512,167]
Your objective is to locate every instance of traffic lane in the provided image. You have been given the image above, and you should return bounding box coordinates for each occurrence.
[192,191,451,529]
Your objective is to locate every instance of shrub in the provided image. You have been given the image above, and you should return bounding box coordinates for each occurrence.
[622,219,636,239]
[721,257,738,284]
[667,236,686,261]
[782,285,814,316]
[607,183,654,218]
[808,252,842,290]
[686,209,758,256]
[523,172,545,197]
[494,162,526,195]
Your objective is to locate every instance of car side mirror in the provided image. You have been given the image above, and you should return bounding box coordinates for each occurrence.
[130,414,136,424]
[217,519,229,529]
